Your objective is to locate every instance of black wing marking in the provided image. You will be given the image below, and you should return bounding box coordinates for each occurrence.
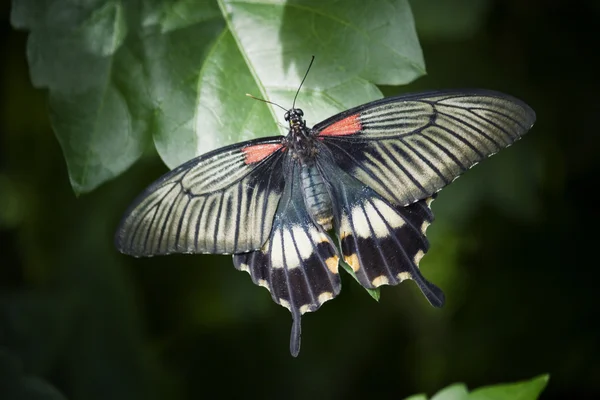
[318,155,444,308]
[315,90,536,206]
[233,160,341,357]
[116,137,285,256]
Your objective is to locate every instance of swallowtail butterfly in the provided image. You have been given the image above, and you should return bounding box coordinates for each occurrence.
[115,71,535,356]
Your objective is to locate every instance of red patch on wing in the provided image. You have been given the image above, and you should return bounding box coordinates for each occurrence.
[319,114,362,136]
[242,143,283,164]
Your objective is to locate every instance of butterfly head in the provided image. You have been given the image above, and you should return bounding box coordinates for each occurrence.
[284,108,306,130]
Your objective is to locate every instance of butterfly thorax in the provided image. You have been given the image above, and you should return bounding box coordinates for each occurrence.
[284,108,334,230]
[283,108,319,162]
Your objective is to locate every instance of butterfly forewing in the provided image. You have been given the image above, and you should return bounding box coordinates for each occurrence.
[316,90,536,206]
[233,159,341,357]
[115,137,285,256]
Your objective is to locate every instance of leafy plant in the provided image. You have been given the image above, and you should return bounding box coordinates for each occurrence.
[406,375,549,400]
[11,0,424,194]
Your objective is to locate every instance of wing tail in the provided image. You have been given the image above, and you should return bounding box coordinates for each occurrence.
[233,161,341,356]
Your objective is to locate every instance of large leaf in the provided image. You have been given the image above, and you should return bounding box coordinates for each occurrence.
[10,0,150,195]
[11,0,425,194]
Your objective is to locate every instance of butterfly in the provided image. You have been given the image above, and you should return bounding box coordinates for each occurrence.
[115,80,535,356]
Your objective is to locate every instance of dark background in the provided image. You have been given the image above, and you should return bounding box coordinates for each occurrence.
[1,1,599,399]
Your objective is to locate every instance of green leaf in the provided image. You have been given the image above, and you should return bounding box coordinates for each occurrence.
[11,0,155,194]
[12,0,425,193]
[404,395,428,400]
[140,11,227,170]
[340,259,381,302]
[469,374,549,400]
[403,375,549,400]
[431,383,469,400]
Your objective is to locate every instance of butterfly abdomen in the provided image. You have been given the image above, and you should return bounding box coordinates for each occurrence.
[300,164,333,230]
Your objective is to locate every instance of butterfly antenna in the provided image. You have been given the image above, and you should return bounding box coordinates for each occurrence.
[245,93,288,113]
[292,55,315,110]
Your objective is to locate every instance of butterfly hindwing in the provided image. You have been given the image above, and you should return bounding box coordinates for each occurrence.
[233,160,341,357]
[115,137,285,256]
[315,90,536,206]
[318,153,444,308]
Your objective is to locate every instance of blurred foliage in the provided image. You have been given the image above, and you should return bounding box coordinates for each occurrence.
[411,0,492,41]
[1,0,600,399]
